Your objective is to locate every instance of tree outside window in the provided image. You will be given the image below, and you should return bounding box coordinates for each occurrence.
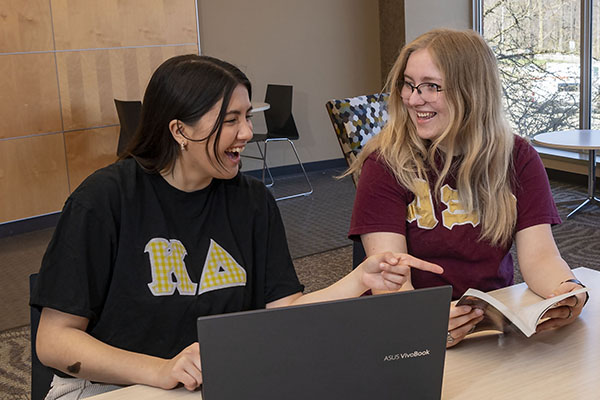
[481,0,595,138]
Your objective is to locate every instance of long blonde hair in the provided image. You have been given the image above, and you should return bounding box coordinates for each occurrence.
[349,29,516,247]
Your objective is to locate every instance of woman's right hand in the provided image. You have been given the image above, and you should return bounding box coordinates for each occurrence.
[156,342,202,391]
[446,304,484,348]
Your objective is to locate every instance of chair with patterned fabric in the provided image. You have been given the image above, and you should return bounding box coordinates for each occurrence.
[325,92,390,269]
[325,93,389,186]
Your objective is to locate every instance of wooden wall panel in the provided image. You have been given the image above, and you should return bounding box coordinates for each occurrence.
[0,0,199,224]
[0,0,53,52]
[51,0,198,50]
[65,126,119,191]
[0,53,62,139]
[56,44,198,131]
[0,134,69,222]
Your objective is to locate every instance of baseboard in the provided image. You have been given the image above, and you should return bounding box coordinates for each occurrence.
[0,212,61,239]
[242,158,348,179]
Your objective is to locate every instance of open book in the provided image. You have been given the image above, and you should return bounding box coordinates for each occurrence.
[456,287,589,337]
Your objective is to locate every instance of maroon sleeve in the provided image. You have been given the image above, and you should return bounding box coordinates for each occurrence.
[513,136,562,231]
[349,153,410,240]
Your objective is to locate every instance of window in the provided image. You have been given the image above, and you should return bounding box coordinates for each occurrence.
[478,0,583,138]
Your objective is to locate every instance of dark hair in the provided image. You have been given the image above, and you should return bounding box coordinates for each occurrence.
[121,54,252,173]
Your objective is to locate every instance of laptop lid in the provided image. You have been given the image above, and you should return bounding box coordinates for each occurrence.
[197,285,451,400]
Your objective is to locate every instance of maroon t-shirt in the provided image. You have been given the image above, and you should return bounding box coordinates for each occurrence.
[349,135,561,299]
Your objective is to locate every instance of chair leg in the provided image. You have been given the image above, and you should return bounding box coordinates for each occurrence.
[271,139,313,201]
[254,142,274,187]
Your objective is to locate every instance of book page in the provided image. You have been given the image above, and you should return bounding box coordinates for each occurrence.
[457,289,532,336]
[516,287,589,330]
[457,287,589,338]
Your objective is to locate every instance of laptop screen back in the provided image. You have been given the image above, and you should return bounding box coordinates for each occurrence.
[197,285,451,400]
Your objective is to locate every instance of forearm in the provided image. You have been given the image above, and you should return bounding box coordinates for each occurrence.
[289,267,368,306]
[516,224,575,298]
[521,254,573,298]
[37,315,166,386]
[268,252,441,309]
[362,232,414,294]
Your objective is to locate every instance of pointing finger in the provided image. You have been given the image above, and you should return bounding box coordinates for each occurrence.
[399,254,443,274]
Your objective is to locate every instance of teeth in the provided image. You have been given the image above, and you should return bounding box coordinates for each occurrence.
[226,146,245,153]
[417,112,435,118]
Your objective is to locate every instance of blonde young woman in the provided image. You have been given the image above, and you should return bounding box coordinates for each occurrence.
[348,29,588,347]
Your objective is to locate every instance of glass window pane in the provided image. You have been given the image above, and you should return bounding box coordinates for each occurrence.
[482,0,580,138]
[592,0,600,129]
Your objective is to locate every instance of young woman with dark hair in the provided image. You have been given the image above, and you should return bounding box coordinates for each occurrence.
[31,54,442,399]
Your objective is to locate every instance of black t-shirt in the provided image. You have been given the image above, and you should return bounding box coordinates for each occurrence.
[31,158,303,361]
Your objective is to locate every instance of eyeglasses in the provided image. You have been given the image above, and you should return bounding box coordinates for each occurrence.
[399,81,444,102]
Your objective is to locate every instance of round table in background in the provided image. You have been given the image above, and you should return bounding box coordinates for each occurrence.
[251,102,270,113]
[532,129,600,218]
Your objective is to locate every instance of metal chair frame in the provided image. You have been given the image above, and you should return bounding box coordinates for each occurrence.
[244,85,313,201]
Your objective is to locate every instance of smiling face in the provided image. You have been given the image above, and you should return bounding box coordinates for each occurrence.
[170,84,253,191]
[402,48,450,142]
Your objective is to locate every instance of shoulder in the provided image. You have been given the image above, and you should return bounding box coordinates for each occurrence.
[362,151,391,175]
[360,150,399,187]
[512,135,539,164]
[68,158,142,212]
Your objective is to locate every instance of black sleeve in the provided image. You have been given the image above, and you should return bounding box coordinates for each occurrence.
[262,194,304,304]
[30,196,117,325]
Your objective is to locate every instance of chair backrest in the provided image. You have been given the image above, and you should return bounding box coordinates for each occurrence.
[264,84,299,140]
[30,274,54,400]
[325,93,389,185]
[114,99,142,156]
[326,93,389,269]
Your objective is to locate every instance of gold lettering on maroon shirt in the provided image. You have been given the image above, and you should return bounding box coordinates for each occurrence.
[440,184,480,229]
[406,181,479,229]
[406,179,439,229]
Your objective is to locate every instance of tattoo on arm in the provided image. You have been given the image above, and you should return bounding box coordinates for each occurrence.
[67,361,81,374]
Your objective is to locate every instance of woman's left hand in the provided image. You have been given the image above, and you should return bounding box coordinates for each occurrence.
[535,281,587,333]
[360,252,443,292]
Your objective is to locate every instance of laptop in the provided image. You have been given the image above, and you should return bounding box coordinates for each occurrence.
[197,285,451,400]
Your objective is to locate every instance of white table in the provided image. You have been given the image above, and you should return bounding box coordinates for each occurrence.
[532,129,600,218]
[442,267,599,399]
[250,102,270,113]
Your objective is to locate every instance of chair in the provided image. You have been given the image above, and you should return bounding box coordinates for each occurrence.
[325,92,389,186]
[245,84,313,201]
[325,93,390,268]
[30,273,54,400]
[114,99,142,156]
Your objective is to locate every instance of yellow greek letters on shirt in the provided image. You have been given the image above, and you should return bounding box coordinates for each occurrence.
[145,238,247,297]
[145,238,198,296]
[198,239,247,295]
[406,179,439,229]
[440,184,480,229]
[406,181,479,229]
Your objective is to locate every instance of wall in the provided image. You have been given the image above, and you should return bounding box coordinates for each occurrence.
[404,0,471,43]
[0,0,199,224]
[379,0,406,83]
[197,0,382,170]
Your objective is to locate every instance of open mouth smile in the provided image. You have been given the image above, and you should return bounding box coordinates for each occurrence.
[224,146,245,163]
[416,111,436,121]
